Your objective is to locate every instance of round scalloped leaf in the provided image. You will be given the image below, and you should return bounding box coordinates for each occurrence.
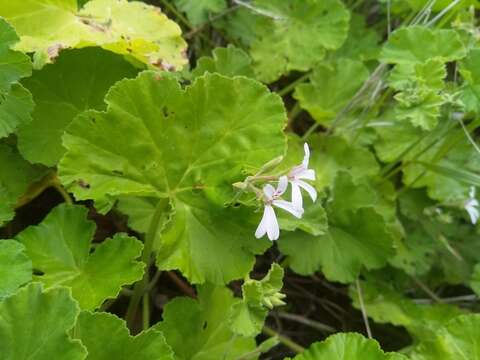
[0,240,32,298]
[18,48,138,166]
[380,26,466,65]
[250,0,350,83]
[0,143,47,226]
[192,45,255,79]
[294,59,369,127]
[412,314,480,360]
[0,18,34,138]
[279,173,394,283]
[15,203,145,309]
[59,71,287,284]
[0,282,87,360]
[288,333,408,360]
[174,0,226,26]
[0,0,187,69]
[74,311,174,359]
[154,284,256,360]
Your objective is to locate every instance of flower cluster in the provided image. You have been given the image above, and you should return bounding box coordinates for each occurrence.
[253,143,317,241]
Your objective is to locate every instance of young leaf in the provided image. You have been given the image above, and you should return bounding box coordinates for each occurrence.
[73,311,174,359]
[0,18,33,138]
[0,142,47,226]
[0,0,187,69]
[17,48,138,166]
[15,203,145,309]
[0,282,87,359]
[0,240,32,298]
[154,285,256,360]
[380,26,466,65]
[288,333,408,360]
[173,0,226,26]
[229,263,285,337]
[59,71,287,284]
[250,0,350,82]
[192,45,255,79]
[294,58,369,127]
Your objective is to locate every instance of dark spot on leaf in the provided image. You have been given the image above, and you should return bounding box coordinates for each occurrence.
[112,170,124,176]
[202,321,208,330]
[33,269,44,276]
[162,106,168,117]
[78,180,91,189]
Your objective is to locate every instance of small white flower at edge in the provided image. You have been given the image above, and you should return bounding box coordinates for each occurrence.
[465,186,479,224]
[288,143,317,209]
[255,176,303,241]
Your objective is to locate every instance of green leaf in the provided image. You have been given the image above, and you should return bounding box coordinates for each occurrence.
[380,26,466,65]
[0,142,47,226]
[250,0,350,82]
[350,280,463,340]
[15,203,145,309]
[0,18,34,138]
[394,90,444,131]
[192,45,255,79]
[294,59,369,127]
[470,263,480,296]
[73,311,174,359]
[309,134,379,191]
[460,48,480,113]
[154,285,256,360]
[0,240,32,298]
[59,71,287,284]
[279,173,395,283]
[289,333,408,360]
[0,282,87,360]
[0,0,187,69]
[174,0,226,26]
[411,314,480,360]
[17,48,138,166]
[229,263,285,337]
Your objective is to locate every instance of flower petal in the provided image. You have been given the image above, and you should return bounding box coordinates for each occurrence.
[273,199,303,218]
[303,143,310,168]
[263,184,275,200]
[265,205,280,240]
[466,205,480,225]
[298,168,315,181]
[276,175,288,196]
[297,180,317,202]
[290,181,303,210]
[255,206,269,239]
[470,186,476,199]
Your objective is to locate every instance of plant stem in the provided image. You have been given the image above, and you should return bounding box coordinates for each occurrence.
[262,325,305,354]
[126,198,169,329]
[158,0,192,30]
[355,279,372,339]
[277,73,310,97]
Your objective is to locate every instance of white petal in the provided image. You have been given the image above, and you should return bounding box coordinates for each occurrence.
[273,199,303,218]
[290,182,303,210]
[297,180,317,202]
[466,205,480,225]
[264,205,280,240]
[303,143,310,168]
[276,176,288,196]
[263,184,275,200]
[298,168,315,181]
[255,206,269,239]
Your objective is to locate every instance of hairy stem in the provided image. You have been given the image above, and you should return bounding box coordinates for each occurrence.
[262,325,305,354]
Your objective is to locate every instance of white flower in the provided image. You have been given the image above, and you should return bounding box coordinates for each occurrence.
[288,143,317,210]
[255,176,303,241]
[465,186,479,224]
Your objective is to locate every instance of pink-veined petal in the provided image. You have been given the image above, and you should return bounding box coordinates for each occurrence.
[302,143,310,167]
[264,205,280,240]
[298,168,315,181]
[290,181,303,210]
[263,184,275,200]
[276,176,288,196]
[273,199,303,218]
[297,180,317,202]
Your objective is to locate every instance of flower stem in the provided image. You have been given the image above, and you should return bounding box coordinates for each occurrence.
[262,325,305,354]
[126,198,169,329]
[277,73,310,97]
